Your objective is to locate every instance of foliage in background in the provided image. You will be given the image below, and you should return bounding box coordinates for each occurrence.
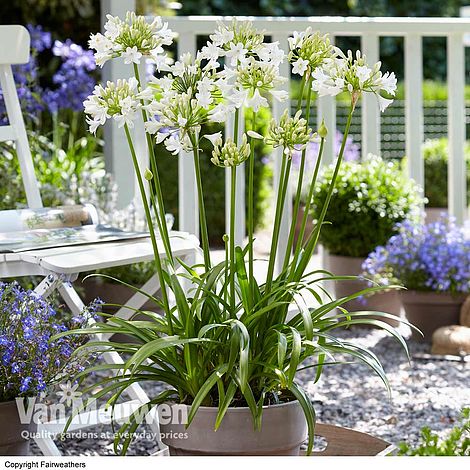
[403,138,470,208]
[292,131,360,202]
[397,408,469,456]
[364,218,470,294]
[311,154,425,258]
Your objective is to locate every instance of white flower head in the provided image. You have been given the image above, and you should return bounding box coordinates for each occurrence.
[288,29,336,77]
[311,51,397,112]
[122,46,143,64]
[90,12,174,67]
[84,77,140,133]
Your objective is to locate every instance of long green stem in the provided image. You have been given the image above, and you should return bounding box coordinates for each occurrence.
[133,64,174,266]
[124,124,173,333]
[247,110,257,289]
[230,165,237,313]
[289,136,325,277]
[228,109,240,313]
[190,133,211,271]
[282,76,314,270]
[293,107,354,281]
[265,155,291,294]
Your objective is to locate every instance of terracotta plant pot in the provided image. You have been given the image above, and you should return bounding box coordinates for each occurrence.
[400,290,467,343]
[0,400,36,455]
[326,254,402,326]
[160,400,307,456]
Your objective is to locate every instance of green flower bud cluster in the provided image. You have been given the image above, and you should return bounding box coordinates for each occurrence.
[265,110,314,157]
[237,59,279,93]
[211,134,250,167]
[114,12,168,55]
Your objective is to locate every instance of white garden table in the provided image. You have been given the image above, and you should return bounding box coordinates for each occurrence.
[0,24,200,456]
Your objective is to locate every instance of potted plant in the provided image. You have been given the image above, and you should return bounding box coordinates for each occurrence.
[403,138,470,223]
[363,218,470,342]
[62,14,410,456]
[0,281,99,455]
[310,154,424,321]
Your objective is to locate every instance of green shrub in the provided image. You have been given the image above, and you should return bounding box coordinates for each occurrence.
[411,137,470,208]
[158,107,272,246]
[397,408,470,456]
[311,154,424,258]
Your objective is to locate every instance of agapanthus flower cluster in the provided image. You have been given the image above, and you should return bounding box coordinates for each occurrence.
[288,29,337,77]
[0,282,102,402]
[89,12,173,69]
[205,132,250,167]
[262,109,314,157]
[143,53,218,153]
[363,218,470,294]
[312,50,397,111]
[84,77,141,133]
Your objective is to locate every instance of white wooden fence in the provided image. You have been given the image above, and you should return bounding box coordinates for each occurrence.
[102,8,470,264]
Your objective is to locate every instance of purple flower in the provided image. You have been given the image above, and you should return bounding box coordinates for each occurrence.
[0,282,101,401]
[291,130,360,171]
[27,24,52,53]
[363,217,470,294]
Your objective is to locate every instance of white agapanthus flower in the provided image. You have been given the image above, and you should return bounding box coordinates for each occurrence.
[311,50,397,111]
[249,109,315,157]
[89,12,173,69]
[288,29,336,77]
[84,77,141,133]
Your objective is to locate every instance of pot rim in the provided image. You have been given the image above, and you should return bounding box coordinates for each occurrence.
[166,399,299,413]
[400,289,468,300]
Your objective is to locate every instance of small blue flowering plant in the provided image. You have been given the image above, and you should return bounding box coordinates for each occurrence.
[0,282,101,403]
[363,218,470,294]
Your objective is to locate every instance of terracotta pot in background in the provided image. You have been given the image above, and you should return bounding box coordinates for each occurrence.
[326,254,402,327]
[400,290,466,343]
[293,204,315,252]
[160,400,307,456]
[82,280,159,313]
[0,400,36,455]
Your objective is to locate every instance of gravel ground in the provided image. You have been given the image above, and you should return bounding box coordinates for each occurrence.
[30,325,469,456]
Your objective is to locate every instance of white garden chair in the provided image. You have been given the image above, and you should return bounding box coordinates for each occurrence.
[0,25,200,456]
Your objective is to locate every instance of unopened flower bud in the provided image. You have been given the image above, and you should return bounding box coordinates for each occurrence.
[144,168,153,180]
[318,120,328,139]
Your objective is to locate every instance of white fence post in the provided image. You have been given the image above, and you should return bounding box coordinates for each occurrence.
[404,33,424,191]
[447,33,467,224]
[177,32,199,236]
[317,36,336,167]
[272,33,292,271]
[361,33,381,157]
[100,0,136,208]
[225,112,246,246]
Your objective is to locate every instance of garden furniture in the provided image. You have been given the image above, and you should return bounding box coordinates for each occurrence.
[0,24,200,456]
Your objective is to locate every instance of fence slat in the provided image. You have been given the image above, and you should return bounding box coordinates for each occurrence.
[317,36,336,167]
[404,34,424,190]
[447,33,467,223]
[361,33,380,157]
[272,33,292,271]
[225,112,246,246]
[177,32,199,235]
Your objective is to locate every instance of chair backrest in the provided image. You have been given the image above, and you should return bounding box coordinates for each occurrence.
[0,25,42,209]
